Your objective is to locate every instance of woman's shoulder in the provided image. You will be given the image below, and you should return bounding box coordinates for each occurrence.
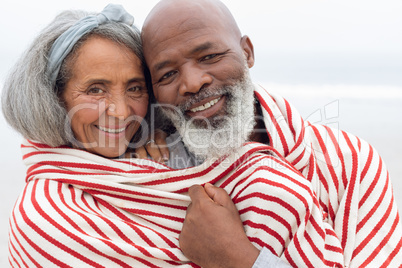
[10,179,88,230]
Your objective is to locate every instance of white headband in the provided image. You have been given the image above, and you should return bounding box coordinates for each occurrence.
[46,4,134,86]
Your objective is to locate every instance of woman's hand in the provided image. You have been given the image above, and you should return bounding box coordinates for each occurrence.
[126,130,170,163]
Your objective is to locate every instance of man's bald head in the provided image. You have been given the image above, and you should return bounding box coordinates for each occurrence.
[142,0,242,56]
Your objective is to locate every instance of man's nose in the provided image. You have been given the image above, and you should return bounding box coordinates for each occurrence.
[106,96,132,120]
[178,65,213,96]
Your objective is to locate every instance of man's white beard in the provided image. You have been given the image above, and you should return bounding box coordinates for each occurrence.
[161,69,256,161]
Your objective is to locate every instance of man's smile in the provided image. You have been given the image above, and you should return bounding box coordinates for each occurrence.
[189,97,221,112]
[186,95,226,118]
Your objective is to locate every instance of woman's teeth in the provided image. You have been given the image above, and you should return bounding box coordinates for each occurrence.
[190,97,221,112]
[98,126,126,133]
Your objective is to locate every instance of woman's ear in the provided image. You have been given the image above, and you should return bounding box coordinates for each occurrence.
[240,35,255,68]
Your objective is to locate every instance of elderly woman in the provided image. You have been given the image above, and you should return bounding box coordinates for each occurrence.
[2,4,180,267]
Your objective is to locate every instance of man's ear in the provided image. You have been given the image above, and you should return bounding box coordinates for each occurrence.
[240,35,255,68]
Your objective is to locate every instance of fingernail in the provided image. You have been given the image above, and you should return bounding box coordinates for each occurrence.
[205,182,213,188]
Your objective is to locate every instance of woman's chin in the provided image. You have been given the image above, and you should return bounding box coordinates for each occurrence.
[88,146,128,159]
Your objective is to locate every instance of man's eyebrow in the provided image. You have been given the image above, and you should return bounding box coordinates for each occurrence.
[153,42,215,72]
[154,60,172,72]
[190,42,214,54]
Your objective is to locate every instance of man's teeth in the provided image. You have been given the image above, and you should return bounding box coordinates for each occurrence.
[190,97,221,112]
[98,126,126,133]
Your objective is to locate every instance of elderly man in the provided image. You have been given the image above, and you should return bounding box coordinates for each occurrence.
[142,0,402,267]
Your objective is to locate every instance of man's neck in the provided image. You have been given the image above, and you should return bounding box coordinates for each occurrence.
[249,98,269,144]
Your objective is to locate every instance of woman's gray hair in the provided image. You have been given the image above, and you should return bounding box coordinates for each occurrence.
[1,9,146,147]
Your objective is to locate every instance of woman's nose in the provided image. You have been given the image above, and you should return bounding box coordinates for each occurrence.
[106,97,132,120]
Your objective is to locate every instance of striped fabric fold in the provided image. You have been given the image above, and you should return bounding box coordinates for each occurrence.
[8,86,402,267]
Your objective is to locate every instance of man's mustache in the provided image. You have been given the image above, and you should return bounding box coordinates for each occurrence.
[176,86,231,112]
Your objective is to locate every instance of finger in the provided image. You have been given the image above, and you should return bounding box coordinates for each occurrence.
[188,185,213,203]
[154,130,170,161]
[186,202,193,212]
[146,142,163,162]
[134,146,148,159]
[123,150,135,158]
[182,202,193,224]
[204,183,237,210]
[154,138,169,162]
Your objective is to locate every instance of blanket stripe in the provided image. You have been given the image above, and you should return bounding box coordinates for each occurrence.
[8,86,402,267]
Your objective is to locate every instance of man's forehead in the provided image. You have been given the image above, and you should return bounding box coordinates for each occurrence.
[143,15,224,59]
[151,41,219,71]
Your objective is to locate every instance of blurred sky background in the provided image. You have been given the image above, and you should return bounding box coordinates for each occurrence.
[1,0,402,265]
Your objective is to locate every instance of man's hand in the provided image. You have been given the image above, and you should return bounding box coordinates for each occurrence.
[180,183,259,268]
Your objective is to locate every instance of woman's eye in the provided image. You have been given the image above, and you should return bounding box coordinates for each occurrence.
[87,87,104,94]
[128,86,142,93]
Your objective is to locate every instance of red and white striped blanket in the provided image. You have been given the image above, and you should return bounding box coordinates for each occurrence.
[9,86,402,267]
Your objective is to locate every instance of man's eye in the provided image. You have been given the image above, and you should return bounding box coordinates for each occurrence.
[201,54,218,61]
[159,71,176,82]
